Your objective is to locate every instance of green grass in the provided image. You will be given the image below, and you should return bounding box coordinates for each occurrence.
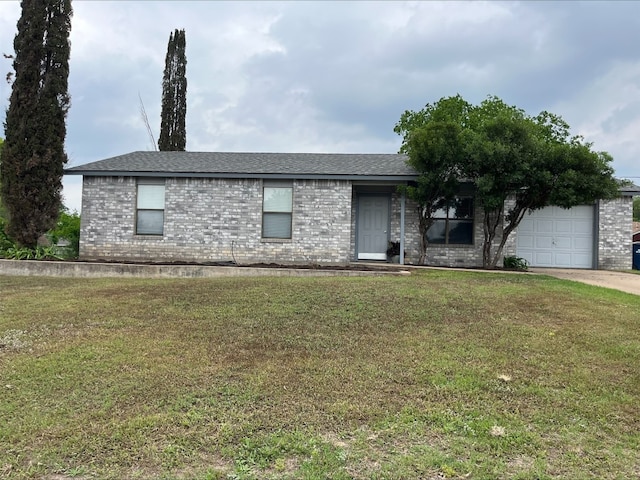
[0,270,639,479]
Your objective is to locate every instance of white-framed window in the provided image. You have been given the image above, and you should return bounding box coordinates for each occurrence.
[427,196,474,245]
[262,180,293,239]
[136,179,165,235]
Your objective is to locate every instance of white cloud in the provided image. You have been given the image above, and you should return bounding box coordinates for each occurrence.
[553,60,640,179]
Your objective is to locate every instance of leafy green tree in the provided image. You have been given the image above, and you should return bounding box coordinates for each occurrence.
[394,95,471,264]
[461,98,536,268]
[158,28,187,151]
[633,197,640,222]
[0,0,72,248]
[47,207,80,258]
[397,95,620,269]
[470,101,618,268]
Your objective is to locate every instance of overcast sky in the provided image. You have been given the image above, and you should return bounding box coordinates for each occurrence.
[1,1,639,213]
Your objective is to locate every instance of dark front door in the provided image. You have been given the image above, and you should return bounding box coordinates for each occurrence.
[357,195,389,260]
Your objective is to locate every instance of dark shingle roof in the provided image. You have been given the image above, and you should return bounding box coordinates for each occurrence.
[65,151,417,180]
[619,182,640,197]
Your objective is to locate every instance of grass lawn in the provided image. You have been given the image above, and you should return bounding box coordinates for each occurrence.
[1,270,639,479]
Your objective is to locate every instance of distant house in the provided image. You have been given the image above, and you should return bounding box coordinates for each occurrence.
[65,151,638,270]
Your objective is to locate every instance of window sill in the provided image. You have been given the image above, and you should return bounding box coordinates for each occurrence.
[427,243,475,248]
[134,234,164,239]
[261,238,292,243]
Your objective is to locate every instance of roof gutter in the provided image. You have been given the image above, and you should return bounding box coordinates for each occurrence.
[63,171,418,181]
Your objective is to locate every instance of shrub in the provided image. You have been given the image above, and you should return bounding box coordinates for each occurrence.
[503,256,528,271]
[2,245,62,260]
[0,208,79,260]
[47,208,80,259]
[0,218,15,256]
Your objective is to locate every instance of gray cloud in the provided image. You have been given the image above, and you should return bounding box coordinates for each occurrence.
[0,0,639,213]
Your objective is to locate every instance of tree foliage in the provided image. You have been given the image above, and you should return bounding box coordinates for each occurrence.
[396,95,620,268]
[394,95,470,264]
[47,206,80,258]
[634,197,640,222]
[0,0,72,248]
[158,29,187,151]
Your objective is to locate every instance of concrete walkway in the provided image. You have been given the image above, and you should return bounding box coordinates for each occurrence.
[529,268,640,296]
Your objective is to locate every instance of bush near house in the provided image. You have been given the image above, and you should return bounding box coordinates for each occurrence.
[0,208,80,260]
[0,217,13,253]
[47,207,80,258]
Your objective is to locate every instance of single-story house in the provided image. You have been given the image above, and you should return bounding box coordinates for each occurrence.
[65,151,638,270]
[633,222,640,243]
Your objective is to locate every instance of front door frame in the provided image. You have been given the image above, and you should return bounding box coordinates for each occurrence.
[355,193,391,261]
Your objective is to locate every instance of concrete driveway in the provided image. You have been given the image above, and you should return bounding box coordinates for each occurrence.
[529,268,640,296]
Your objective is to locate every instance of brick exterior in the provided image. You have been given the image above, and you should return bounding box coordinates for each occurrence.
[597,197,633,270]
[80,177,353,264]
[79,176,631,270]
[388,194,511,268]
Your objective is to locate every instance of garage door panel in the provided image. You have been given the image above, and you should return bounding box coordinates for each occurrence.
[554,253,572,267]
[518,235,534,248]
[534,252,553,266]
[517,205,594,269]
[536,220,554,233]
[573,221,592,234]
[574,237,592,249]
[520,252,534,264]
[535,236,554,248]
[573,253,592,266]
[519,221,534,233]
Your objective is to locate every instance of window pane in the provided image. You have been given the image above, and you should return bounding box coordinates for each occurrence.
[426,219,446,244]
[449,197,473,219]
[137,210,164,235]
[264,187,292,212]
[263,212,292,238]
[432,205,448,218]
[448,220,473,244]
[428,197,447,218]
[138,184,165,209]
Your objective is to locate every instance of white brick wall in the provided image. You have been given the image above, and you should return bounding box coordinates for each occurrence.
[79,176,631,269]
[598,197,633,270]
[80,177,353,264]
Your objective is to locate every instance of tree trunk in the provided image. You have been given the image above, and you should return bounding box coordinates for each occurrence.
[488,204,530,268]
[418,211,428,265]
[482,206,502,268]
[417,207,434,265]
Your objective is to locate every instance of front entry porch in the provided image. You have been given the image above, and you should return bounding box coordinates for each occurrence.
[354,187,407,264]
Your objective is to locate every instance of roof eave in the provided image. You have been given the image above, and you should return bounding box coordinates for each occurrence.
[63,170,418,182]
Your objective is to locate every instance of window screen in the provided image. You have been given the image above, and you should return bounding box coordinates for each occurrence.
[263,182,293,239]
[136,181,165,235]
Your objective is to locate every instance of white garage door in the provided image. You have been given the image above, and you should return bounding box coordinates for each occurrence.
[516,205,595,269]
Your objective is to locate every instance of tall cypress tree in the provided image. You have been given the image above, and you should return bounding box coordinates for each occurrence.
[0,137,5,220]
[0,0,72,248]
[158,29,187,151]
